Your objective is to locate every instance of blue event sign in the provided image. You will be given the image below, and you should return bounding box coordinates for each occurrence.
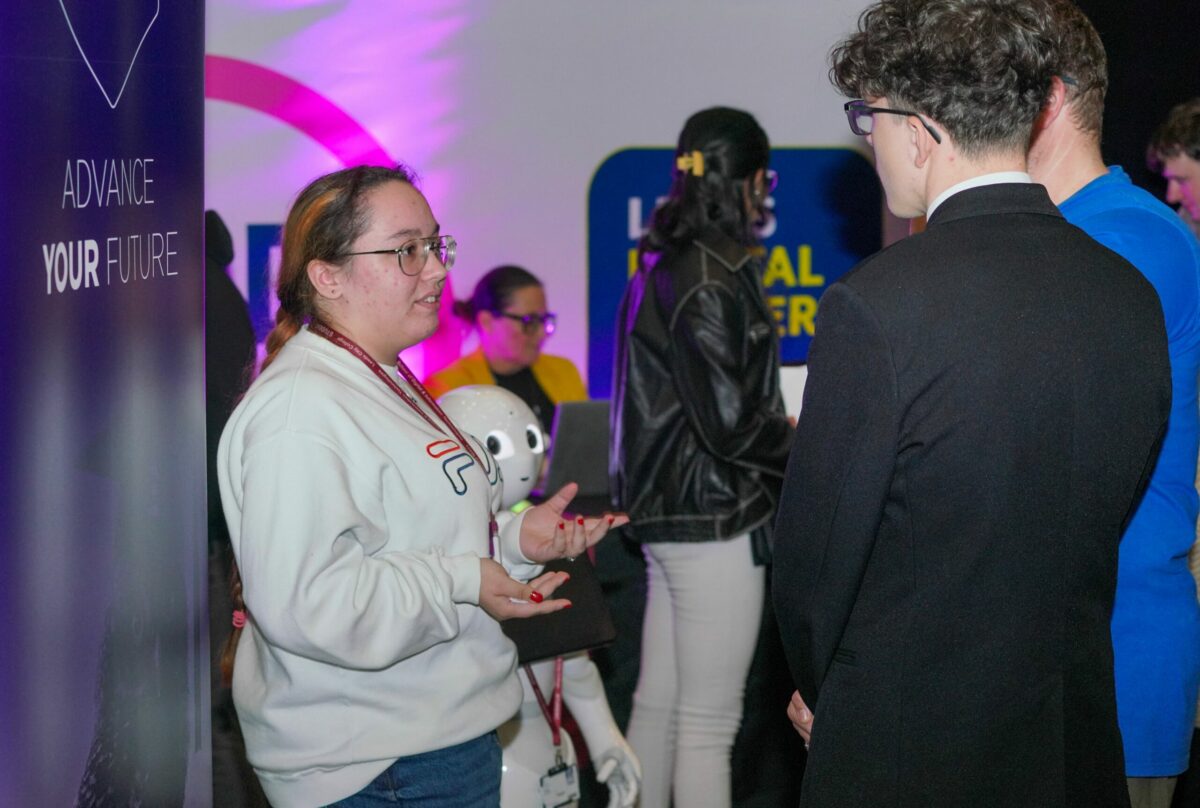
[586,147,882,397]
[248,223,284,341]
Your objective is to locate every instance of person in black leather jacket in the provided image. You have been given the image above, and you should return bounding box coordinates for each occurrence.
[609,107,794,808]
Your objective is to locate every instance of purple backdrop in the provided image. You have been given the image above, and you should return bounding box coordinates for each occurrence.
[0,1,208,804]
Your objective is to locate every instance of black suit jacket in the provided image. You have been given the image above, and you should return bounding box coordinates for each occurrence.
[772,184,1170,808]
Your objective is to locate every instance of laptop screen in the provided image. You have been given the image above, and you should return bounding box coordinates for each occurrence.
[537,399,612,515]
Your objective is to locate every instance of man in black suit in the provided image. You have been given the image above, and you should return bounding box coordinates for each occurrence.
[772,1,1171,806]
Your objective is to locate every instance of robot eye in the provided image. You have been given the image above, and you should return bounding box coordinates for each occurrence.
[484,430,515,459]
[526,425,545,453]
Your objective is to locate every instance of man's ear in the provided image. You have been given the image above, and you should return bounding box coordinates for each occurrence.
[912,116,937,169]
[1034,75,1070,134]
[307,259,343,300]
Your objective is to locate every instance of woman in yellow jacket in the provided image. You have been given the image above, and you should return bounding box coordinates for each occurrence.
[425,265,585,430]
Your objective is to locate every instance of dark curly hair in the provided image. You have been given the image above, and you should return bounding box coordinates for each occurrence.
[639,107,769,260]
[829,0,1058,156]
[1147,98,1200,171]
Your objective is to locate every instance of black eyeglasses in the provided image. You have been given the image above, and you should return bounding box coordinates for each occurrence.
[843,100,943,145]
[342,234,456,276]
[497,311,557,336]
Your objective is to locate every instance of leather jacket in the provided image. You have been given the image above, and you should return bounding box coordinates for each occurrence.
[609,229,794,544]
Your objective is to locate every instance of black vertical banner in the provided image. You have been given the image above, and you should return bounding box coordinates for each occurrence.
[0,1,207,805]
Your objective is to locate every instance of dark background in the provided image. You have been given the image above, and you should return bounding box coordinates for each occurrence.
[1079,0,1200,193]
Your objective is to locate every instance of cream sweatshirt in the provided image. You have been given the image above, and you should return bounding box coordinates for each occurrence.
[217,327,539,807]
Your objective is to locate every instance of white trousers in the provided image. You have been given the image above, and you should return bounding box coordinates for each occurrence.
[626,534,765,808]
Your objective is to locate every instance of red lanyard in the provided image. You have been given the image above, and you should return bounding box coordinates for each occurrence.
[308,320,498,554]
[524,658,565,749]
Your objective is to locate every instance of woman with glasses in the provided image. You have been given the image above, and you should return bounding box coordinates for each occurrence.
[424,265,586,432]
[217,165,623,808]
[610,107,793,808]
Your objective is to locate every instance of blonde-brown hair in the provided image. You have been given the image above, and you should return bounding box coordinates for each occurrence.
[260,164,417,371]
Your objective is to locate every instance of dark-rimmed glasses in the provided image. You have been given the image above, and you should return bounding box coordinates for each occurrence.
[498,311,557,336]
[843,100,943,145]
[342,235,456,276]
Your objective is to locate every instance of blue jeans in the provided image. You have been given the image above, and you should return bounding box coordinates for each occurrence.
[326,733,502,807]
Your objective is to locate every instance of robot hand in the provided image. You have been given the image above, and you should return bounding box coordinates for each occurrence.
[594,740,641,808]
[557,655,641,808]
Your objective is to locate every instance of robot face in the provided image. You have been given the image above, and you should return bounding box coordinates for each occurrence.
[437,385,546,508]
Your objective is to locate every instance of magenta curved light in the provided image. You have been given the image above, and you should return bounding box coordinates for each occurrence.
[204,54,394,168]
[203,54,461,376]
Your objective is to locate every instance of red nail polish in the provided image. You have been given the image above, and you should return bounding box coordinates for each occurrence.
[576,516,584,525]
[558,521,565,530]
[561,601,572,609]
[607,516,614,525]
[529,591,544,603]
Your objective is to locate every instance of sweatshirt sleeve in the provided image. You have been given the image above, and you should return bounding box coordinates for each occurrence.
[494,508,543,582]
[235,432,484,670]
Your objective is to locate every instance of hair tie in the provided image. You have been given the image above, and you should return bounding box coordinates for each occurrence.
[232,609,247,629]
[676,150,705,177]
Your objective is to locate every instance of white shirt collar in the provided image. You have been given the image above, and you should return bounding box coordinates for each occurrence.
[926,171,1033,220]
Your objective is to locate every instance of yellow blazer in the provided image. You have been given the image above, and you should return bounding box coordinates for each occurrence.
[423,348,588,404]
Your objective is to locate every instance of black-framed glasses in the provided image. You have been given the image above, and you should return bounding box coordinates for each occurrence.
[342,234,456,276]
[843,100,943,145]
[497,311,557,336]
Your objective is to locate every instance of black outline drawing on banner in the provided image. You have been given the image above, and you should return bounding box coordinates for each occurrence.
[58,0,160,110]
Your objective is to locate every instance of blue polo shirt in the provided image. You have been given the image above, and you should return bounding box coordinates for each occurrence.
[1061,166,1200,776]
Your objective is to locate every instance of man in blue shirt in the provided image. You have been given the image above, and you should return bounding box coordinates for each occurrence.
[1029,4,1200,806]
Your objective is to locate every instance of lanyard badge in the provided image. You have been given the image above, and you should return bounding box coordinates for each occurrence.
[538,761,579,808]
[525,658,581,807]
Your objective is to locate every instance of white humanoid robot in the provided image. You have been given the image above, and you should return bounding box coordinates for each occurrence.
[438,386,641,808]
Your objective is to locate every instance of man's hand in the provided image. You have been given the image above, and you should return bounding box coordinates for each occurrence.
[787,690,814,749]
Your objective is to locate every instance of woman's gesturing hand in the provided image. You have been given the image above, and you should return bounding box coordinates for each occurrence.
[518,482,630,563]
[479,562,574,621]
